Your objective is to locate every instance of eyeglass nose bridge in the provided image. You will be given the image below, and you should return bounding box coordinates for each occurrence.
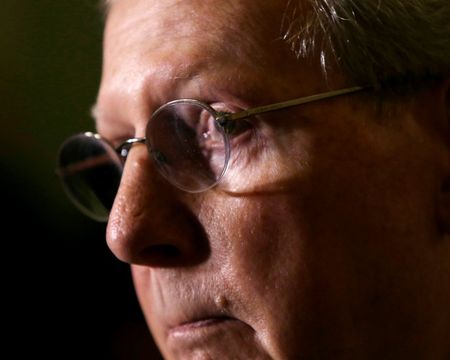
[116,137,171,179]
[117,137,147,159]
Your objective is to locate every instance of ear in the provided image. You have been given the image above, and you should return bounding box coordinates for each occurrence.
[437,77,450,233]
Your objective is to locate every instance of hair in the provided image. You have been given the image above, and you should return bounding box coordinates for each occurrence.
[101,0,449,94]
[282,0,450,92]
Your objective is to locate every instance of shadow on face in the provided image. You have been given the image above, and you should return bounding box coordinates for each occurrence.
[97,0,450,359]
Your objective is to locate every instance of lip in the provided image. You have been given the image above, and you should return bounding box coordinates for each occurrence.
[167,316,246,349]
[163,294,236,333]
[169,316,235,335]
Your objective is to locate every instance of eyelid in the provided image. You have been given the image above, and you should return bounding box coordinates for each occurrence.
[208,102,241,115]
[208,102,252,124]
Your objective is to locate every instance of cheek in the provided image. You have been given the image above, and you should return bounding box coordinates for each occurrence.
[199,194,315,352]
[292,118,447,341]
[203,117,443,353]
[217,197,307,284]
[304,124,436,258]
[221,121,312,194]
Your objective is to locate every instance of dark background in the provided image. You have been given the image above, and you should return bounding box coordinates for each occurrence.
[2,1,162,358]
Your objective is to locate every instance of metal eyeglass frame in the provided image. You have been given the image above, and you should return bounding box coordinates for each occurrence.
[58,85,368,220]
[106,85,368,193]
[62,85,367,194]
[116,85,367,166]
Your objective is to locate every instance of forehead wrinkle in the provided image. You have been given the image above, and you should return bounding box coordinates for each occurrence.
[100,0,294,131]
[106,0,279,74]
[106,2,225,78]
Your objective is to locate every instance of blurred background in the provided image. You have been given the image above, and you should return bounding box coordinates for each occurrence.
[1,1,162,358]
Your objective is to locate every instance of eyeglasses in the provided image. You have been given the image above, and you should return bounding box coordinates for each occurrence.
[57,86,365,221]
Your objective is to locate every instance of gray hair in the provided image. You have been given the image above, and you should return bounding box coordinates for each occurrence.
[282,0,450,92]
[101,0,449,93]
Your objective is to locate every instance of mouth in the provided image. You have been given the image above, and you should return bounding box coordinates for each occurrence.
[167,314,248,349]
[169,315,235,335]
[156,291,253,352]
[164,311,262,358]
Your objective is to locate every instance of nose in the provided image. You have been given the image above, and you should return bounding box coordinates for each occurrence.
[106,143,209,267]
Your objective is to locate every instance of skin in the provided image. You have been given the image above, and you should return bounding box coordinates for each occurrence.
[95,0,450,358]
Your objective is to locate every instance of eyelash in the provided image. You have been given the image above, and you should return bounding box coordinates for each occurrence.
[103,102,263,156]
[225,118,255,145]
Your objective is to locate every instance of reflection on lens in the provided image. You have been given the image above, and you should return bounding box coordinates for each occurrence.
[148,100,230,192]
[57,133,122,221]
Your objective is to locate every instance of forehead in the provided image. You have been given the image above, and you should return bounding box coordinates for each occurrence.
[106,0,283,38]
[107,1,281,60]
[98,0,329,133]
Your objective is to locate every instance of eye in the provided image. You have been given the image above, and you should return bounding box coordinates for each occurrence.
[217,116,254,140]
[147,101,231,191]
[195,109,227,150]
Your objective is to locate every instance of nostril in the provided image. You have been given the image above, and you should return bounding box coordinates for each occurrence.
[140,244,184,267]
[152,244,181,257]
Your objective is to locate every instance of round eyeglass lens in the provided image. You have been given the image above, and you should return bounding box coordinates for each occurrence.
[147,100,231,192]
[57,133,123,221]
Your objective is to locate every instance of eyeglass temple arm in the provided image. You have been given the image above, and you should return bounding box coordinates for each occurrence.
[226,86,367,121]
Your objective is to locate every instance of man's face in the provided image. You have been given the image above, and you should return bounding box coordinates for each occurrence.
[97,0,450,358]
